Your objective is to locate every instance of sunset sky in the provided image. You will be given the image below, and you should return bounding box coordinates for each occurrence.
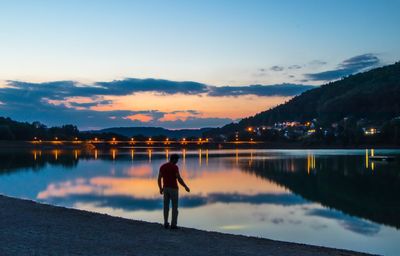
[1,0,399,129]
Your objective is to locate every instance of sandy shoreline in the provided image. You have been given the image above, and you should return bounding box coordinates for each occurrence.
[0,195,374,256]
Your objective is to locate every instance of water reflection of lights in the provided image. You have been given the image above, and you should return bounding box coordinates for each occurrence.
[199,149,202,166]
[148,149,152,163]
[365,149,376,172]
[206,149,209,166]
[307,153,316,175]
[182,149,186,164]
[248,151,253,167]
[111,149,116,160]
[54,150,59,160]
[235,149,239,165]
[39,148,379,176]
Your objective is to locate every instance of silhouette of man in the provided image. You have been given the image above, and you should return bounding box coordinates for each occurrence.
[158,154,190,229]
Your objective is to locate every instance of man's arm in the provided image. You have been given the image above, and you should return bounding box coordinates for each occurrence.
[157,171,163,194]
[176,172,190,192]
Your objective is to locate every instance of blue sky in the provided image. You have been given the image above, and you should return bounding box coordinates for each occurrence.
[0,0,399,129]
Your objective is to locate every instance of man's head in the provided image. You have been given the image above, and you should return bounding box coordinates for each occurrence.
[169,154,180,164]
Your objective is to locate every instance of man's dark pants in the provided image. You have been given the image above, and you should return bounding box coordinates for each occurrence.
[163,187,179,226]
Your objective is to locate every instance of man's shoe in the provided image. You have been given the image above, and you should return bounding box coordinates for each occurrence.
[170,225,180,230]
[164,223,170,229]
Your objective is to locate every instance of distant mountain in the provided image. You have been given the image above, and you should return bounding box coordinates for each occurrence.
[93,127,212,139]
[208,62,400,135]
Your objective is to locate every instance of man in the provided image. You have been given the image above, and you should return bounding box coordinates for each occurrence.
[158,154,190,229]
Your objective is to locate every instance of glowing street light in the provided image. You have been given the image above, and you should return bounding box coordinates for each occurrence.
[110,137,117,145]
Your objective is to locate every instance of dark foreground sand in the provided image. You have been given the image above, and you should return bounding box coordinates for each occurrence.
[0,195,374,256]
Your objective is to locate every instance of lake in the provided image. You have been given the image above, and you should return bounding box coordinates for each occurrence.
[0,148,399,255]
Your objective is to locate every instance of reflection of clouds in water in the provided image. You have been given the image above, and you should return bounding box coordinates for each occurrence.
[252,212,269,222]
[37,179,105,199]
[306,208,380,236]
[310,223,328,230]
[206,193,309,206]
[271,218,284,224]
[252,212,302,225]
[288,219,302,225]
[123,165,153,177]
[40,192,310,212]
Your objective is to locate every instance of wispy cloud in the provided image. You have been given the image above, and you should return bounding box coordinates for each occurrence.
[123,113,154,123]
[309,60,327,67]
[270,65,284,72]
[288,65,302,70]
[208,84,313,97]
[305,54,380,81]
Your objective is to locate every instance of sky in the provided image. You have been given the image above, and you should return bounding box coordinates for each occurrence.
[0,0,399,130]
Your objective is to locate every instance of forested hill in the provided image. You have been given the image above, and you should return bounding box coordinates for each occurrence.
[211,61,400,135]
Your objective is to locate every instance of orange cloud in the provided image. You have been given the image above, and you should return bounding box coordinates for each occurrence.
[123,113,153,122]
[159,111,198,122]
[92,92,291,120]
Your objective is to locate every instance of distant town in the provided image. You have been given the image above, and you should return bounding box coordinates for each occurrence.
[207,116,400,147]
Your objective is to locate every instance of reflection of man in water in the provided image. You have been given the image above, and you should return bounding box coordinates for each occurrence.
[158,154,190,229]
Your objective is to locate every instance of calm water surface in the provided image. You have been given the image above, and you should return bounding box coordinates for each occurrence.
[0,148,399,255]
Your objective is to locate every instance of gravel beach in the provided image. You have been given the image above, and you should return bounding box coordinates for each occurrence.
[0,195,374,256]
